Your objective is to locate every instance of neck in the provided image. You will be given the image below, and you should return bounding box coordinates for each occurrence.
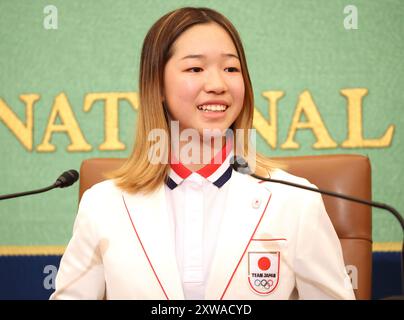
[171,135,227,172]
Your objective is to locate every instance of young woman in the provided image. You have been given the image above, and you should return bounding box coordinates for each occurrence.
[51,7,355,300]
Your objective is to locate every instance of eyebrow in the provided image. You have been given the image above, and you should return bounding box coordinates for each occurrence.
[180,53,240,60]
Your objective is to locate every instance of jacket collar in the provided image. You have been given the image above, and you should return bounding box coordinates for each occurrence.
[166,136,233,190]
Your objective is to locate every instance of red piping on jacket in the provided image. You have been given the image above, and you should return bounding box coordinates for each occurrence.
[122,195,169,300]
[219,193,272,299]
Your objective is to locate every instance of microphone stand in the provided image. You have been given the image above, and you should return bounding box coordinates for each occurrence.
[231,156,404,296]
[0,170,79,201]
[250,172,404,297]
[0,184,59,201]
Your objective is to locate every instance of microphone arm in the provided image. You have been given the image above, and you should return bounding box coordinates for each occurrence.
[250,173,404,233]
[232,156,404,294]
[0,170,79,201]
[0,184,58,201]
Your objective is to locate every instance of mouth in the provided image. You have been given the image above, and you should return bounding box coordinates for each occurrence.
[197,104,229,113]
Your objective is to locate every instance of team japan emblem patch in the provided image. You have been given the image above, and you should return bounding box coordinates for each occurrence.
[248,252,280,295]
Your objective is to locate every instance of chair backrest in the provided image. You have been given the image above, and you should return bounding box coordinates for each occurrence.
[79,154,372,299]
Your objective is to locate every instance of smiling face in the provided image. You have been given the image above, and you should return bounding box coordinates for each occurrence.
[163,22,245,137]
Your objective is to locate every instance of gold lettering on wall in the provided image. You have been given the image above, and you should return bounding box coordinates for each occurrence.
[340,88,395,148]
[253,91,285,149]
[0,89,396,152]
[83,92,139,151]
[36,93,91,152]
[281,90,338,149]
[0,94,40,151]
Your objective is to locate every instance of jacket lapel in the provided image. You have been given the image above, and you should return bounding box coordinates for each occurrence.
[205,172,272,299]
[122,185,184,300]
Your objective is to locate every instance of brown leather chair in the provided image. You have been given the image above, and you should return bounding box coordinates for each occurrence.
[79,154,372,299]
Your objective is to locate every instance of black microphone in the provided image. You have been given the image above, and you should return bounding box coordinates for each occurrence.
[0,170,79,201]
[54,170,79,188]
[231,155,404,295]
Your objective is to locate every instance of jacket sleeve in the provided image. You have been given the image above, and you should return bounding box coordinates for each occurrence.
[50,189,106,300]
[294,188,356,300]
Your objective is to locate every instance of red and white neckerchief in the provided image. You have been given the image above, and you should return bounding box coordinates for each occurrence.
[166,137,233,189]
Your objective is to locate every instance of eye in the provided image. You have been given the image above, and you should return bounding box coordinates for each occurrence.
[186,67,203,73]
[225,67,240,72]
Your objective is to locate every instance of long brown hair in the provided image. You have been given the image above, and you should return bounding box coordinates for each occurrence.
[111,7,278,194]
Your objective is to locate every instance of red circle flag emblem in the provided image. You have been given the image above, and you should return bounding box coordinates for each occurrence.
[248,252,280,295]
[258,257,271,270]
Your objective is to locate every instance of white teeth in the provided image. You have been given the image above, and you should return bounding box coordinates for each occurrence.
[197,104,228,112]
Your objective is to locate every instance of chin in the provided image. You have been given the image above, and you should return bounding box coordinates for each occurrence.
[199,127,228,139]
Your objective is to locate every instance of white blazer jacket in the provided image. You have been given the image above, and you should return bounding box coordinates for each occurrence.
[51,169,355,300]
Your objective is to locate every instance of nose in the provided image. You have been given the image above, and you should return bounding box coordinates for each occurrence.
[204,70,227,94]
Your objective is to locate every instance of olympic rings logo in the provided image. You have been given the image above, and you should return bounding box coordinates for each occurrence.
[254,279,273,289]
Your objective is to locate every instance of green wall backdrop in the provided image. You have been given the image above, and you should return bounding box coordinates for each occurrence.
[0,0,403,246]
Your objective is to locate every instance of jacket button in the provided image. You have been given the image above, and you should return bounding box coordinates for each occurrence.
[252,198,261,209]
